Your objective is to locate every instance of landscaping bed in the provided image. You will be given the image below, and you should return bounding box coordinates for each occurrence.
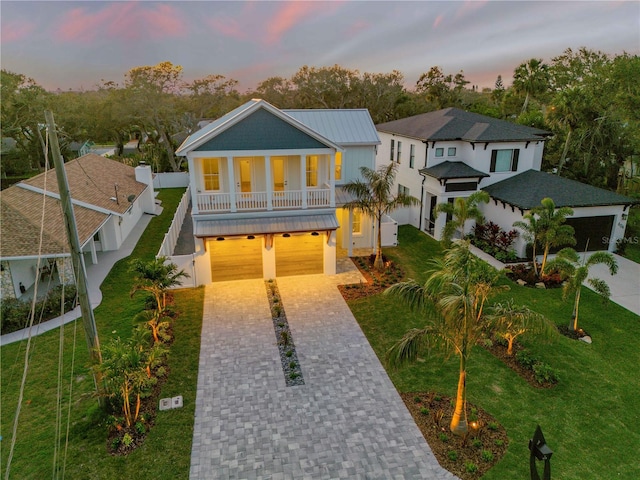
[338,254,405,301]
[401,392,508,480]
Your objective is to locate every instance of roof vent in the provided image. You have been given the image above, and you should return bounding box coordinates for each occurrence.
[110,197,117,202]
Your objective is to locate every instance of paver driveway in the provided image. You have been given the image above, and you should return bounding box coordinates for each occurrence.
[190,267,457,479]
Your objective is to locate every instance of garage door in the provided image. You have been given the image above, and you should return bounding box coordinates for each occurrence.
[565,215,614,252]
[275,233,323,277]
[208,237,263,282]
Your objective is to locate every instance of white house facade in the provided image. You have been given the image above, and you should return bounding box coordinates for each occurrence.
[175,99,382,283]
[375,108,635,257]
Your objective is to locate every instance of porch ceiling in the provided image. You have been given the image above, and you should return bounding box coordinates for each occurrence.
[194,213,339,237]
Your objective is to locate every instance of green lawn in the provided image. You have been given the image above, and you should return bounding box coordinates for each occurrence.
[621,205,640,263]
[350,225,640,480]
[1,188,205,479]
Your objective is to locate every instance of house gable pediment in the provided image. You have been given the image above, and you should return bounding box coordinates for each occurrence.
[195,108,330,152]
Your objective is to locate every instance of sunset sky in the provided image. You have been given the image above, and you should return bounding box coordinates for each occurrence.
[1,1,638,92]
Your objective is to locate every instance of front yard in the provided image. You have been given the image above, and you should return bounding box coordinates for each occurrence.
[349,225,640,479]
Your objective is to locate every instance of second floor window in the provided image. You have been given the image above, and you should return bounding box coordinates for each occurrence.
[398,184,410,196]
[409,144,415,168]
[448,147,457,156]
[203,158,220,191]
[490,149,520,172]
[396,141,402,163]
[435,147,444,157]
[390,139,395,162]
[306,155,318,187]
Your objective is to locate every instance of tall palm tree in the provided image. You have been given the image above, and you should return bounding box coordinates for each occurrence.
[514,198,575,278]
[434,190,490,246]
[343,163,420,271]
[513,58,550,114]
[547,248,618,331]
[385,242,507,436]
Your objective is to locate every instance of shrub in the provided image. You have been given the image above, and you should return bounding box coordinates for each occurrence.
[439,433,449,443]
[448,450,458,461]
[471,222,519,261]
[420,407,430,416]
[465,462,478,473]
[533,363,560,384]
[494,439,504,447]
[488,422,499,431]
[122,433,134,447]
[482,450,494,462]
[515,350,540,369]
[472,439,483,448]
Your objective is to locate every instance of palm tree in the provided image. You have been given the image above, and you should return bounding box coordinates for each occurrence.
[512,58,550,114]
[343,163,420,271]
[547,248,618,332]
[487,301,556,356]
[514,198,575,278]
[385,242,507,435]
[434,190,490,246]
[130,256,189,313]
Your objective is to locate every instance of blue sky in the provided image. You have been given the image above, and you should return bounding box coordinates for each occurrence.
[1,1,638,92]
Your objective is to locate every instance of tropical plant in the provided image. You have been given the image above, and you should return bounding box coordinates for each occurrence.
[512,58,550,114]
[129,256,189,314]
[434,190,490,247]
[95,337,153,428]
[546,247,618,331]
[513,197,575,278]
[134,308,173,344]
[487,301,556,356]
[384,242,508,435]
[343,163,420,271]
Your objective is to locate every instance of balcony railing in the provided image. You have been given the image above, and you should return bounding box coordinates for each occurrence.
[196,189,331,213]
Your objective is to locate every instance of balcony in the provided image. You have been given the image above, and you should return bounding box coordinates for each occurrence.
[196,188,331,213]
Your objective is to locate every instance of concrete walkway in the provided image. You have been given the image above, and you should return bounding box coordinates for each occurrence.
[0,206,162,346]
[190,263,457,479]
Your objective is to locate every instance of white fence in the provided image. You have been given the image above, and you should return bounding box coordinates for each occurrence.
[157,186,191,257]
[154,172,190,189]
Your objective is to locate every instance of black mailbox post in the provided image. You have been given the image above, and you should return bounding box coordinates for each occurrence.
[529,425,553,480]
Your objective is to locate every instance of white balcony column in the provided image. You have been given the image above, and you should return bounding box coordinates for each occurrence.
[262,235,276,279]
[226,156,237,212]
[300,154,308,209]
[90,237,98,265]
[265,155,273,211]
[329,152,336,207]
[323,230,336,275]
[189,154,199,214]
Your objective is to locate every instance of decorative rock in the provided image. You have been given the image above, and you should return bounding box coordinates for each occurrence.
[516,279,527,286]
[579,335,592,344]
[535,282,546,289]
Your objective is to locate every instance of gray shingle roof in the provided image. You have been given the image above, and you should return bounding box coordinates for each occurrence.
[283,109,381,146]
[420,161,489,180]
[483,170,638,209]
[376,108,550,143]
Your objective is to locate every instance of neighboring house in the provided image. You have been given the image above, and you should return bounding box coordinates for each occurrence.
[0,154,155,300]
[375,107,636,256]
[174,99,381,283]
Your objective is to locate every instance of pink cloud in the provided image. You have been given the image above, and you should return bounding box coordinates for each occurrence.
[455,0,488,19]
[433,14,444,29]
[55,2,186,43]
[346,20,370,37]
[206,17,248,41]
[1,20,36,43]
[266,1,340,45]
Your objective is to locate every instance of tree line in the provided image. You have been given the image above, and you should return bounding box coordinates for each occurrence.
[1,48,638,193]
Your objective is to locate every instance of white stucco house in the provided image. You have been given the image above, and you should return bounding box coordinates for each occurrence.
[0,154,156,300]
[375,108,636,257]
[174,99,384,283]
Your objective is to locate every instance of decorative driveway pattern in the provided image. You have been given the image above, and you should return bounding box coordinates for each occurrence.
[190,271,457,479]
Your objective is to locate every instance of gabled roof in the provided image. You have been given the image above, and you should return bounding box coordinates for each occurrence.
[1,154,147,259]
[19,154,147,215]
[420,161,489,180]
[483,170,638,210]
[376,108,550,143]
[176,99,342,155]
[1,185,108,259]
[283,109,381,146]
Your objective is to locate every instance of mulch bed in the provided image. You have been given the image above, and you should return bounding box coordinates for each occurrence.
[401,392,508,480]
[338,255,406,301]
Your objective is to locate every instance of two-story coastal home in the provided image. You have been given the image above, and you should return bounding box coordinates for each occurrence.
[175,99,382,283]
[376,108,635,257]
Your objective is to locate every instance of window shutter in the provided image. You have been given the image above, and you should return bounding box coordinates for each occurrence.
[512,149,519,171]
[490,150,497,172]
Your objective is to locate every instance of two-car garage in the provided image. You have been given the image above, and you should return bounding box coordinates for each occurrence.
[199,213,337,282]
